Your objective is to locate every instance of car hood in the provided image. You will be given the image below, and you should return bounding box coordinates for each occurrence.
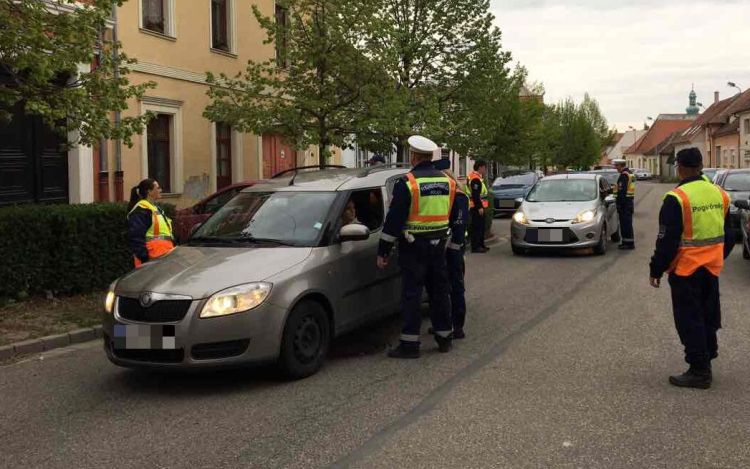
[491,185,531,197]
[115,245,313,299]
[521,200,598,220]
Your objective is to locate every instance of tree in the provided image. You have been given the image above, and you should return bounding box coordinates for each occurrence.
[204,0,382,169]
[364,0,499,161]
[0,0,155,147]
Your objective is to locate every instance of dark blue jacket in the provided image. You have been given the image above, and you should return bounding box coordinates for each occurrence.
[378,161,457,257]
[649,175,735,278]
[128,207,152,264]
[450,191,470,247]
[617,169,634,207]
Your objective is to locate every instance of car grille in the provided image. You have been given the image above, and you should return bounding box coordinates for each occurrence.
[524,228,579,245]
[191,340,251,361]
[118,297,192,323]
[113,347,185,364]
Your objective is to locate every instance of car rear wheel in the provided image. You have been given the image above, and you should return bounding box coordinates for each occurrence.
[278,300,331,380]
[611,227,621,242]
[594,224,607,256]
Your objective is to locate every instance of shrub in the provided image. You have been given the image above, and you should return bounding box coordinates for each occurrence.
[0,202,175,298]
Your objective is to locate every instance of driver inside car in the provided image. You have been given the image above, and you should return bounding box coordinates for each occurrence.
[341,199,361,226]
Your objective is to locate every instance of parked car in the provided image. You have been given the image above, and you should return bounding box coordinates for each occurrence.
[510,173,620,255]
[173,181,257,242]
[702,168,719,182]
[713,169,750,238]
[491,171,539,216]
[632,168,652,180]
[734,197,750,260]
[103,167,410,379]
[712,169,728,184]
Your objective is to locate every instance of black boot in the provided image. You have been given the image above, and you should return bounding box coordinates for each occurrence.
[388,343,420,359]
[453,328,466,340]
[669,365,712,389]
[618,244,635,251]
[436,337,452,353]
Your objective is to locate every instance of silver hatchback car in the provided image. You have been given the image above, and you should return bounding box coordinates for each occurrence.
[103,167,409,379]
[510,174,620,255]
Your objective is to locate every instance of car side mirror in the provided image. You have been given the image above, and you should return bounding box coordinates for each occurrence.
[734,199,750,211]
[515,197,524,204]
[340,224,370,242]
[604,195,616,206]
[189,223,203,238]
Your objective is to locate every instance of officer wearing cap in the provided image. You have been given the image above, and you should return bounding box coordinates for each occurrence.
[368,154,386,167]
[650,148,734,389]
[468,159,490,253]
[612,158,636,250]
[377,136,457,358]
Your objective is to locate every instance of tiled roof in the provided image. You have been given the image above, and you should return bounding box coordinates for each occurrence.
[624,115,696,156]
[624,134,647,154]
[714,118,740,138]
[723,89,750,118]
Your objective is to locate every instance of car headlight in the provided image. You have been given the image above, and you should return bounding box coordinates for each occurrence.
[200,283,272,319]
[513,211,530,225]
[104,282,117,314]
[572,209,597,224]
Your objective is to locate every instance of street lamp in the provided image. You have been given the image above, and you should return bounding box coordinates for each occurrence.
[728,81,742,95]
[697,102,705,109]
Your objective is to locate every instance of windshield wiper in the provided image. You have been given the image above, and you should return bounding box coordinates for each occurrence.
[236,237,299,247]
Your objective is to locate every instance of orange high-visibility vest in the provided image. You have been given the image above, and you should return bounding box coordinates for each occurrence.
[468,172,489,208]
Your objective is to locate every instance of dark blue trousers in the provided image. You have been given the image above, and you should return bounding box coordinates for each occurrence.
[668,268,721,368]
[446,247,466,330]
[618,202,635,246]
[398,238,453,346]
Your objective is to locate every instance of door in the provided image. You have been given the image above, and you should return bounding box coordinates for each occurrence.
[215,123,232,190]
[262,134,295,178]
[600,178,617,235]
[0,106,68,206]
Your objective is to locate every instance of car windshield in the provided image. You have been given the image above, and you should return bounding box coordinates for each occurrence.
[724,172,750,192]
[191,191,338,247]
[526,179,598,202]
[493,173,535,188]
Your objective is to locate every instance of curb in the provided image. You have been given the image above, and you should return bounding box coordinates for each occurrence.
[0,326,102,362]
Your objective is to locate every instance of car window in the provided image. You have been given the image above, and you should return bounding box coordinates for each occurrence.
[340,189,384,232]
[724,172,750,192]
[205,188,240,214]
[193,191,338,247]
[526,179,597,202]
[493,173,536,188]
[599,178,610,195]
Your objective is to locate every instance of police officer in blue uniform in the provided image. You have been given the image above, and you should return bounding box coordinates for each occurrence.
[613,159,636,250]
[377,136,457,358]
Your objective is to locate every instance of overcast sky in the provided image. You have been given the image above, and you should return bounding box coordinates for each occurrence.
[490,0,750,132]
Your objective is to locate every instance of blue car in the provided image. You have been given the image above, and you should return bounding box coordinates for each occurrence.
[491,171,540,216]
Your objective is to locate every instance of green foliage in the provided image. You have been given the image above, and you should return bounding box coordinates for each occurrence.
[205,0,382,166]
[0,0,155,147]
[0,202,172,298]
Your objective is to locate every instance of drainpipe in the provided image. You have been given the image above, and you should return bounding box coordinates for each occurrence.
[112,3,124,201]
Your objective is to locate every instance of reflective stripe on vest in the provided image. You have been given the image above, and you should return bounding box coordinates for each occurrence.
[468,172,489,208]
[665,181,730,277]
[404,173,456,233]
[128,199,174,241]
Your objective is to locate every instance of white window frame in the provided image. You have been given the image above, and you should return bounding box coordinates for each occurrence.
[140,98,184,195]
[209,0,237,55]
[138,0,177,38]
[209,122,244,193]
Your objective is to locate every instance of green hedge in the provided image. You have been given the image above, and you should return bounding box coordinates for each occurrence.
[0,202,175,299]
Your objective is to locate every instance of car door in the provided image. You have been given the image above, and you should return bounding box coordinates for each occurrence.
[599,178,617,235]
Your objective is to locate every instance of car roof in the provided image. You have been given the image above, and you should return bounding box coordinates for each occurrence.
[541,173,599,181]
[241,166,411,193]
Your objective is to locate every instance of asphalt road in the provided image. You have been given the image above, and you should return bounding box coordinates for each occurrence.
[3,183,750,469]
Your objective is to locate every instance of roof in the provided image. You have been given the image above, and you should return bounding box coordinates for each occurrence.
[655,130,686,156]
[714,118,740,138]
[244,167,410,193]
[722,88,750,118]
[623,115,696,156]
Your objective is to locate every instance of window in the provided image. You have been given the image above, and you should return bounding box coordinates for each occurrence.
[716,146,722,167]
[440,149,450,160]
[204,188,240,215]
[275,3,289,67]
[147,114,172,193]
[211,0,233,52]
[140,0,174,36]
[215,123,232,190]
[341,189,385,231]
[458,156,467,177]
[745,119,750,135]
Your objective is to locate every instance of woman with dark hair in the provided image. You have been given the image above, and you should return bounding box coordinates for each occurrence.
[127,179,174,268]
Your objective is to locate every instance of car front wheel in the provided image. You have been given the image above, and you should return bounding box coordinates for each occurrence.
[278,300,331,380]
[594,224,607,256]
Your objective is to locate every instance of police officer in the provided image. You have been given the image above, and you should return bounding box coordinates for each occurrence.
[377,136,457,358]
[469,160,490,253]
[612,159,636,250]
[435,160,470,339]
[650,148,734,389]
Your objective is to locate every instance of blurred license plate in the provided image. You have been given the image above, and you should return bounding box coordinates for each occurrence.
[113,324,177,350]
[498,200,516,208]
[538,229,563,243]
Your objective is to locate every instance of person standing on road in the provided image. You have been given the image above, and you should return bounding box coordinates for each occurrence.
[377,136,457,359]
[127,179,175,268]
[613,159,636,250]
[435,160,470,339]
[649,148,734,389]
[469,160,490,253]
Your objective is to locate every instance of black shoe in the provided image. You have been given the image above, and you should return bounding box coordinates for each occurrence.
[453,329,466,340]
[618,244,635,251]
[471,247,488,254]
[436,339,452,353]
[669,366,712,389]
[387,344,420,359]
